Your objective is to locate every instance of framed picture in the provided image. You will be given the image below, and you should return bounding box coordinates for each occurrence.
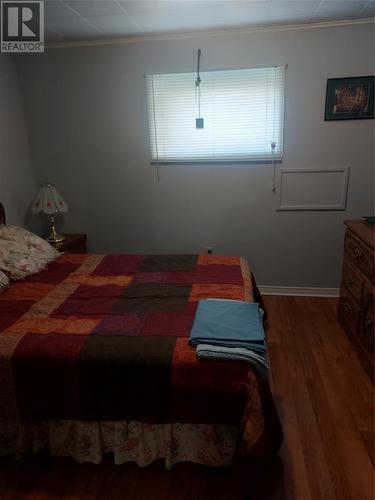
[325,76,374,121]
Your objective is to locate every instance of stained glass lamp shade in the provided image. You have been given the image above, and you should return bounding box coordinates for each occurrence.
[32,183,68,243]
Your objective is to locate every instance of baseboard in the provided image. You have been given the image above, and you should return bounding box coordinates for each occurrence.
[258,286,340,297]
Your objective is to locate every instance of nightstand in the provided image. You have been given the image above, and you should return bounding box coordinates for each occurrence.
[49,234,87,254]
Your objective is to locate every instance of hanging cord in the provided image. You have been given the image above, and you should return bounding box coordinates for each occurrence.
[196,49,201,84]
[151,77,160,183]
[271,141,277,194]
[271,66,277,194]
[196,49,202,121]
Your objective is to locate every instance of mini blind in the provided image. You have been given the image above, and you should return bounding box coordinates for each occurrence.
[146,65,285,163]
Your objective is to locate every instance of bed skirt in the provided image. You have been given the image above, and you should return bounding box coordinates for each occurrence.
[0,420,239,469]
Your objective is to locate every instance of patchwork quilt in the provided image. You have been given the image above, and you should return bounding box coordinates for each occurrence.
[0,254,282,455]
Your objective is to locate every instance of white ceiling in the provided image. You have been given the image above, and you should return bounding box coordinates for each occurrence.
[45,0,375,43]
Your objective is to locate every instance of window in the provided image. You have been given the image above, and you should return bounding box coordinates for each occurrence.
[146,65,285,163]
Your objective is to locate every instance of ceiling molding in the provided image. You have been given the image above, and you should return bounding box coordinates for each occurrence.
[46,17,375,49]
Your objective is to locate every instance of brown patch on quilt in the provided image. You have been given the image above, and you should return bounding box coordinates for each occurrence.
[113,283,192,313]
[140,255,198,272]
[80,336,176,419]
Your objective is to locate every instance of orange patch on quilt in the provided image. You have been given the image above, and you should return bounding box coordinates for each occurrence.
[171,337,200,386]
[3,316,99,335]
[24,283,79,318]
[198,255,241,266]
[172,337,250,392]
[189,284,245,302]
[71,254,104,275]
[0,283,54,301]
[64,275,133,287]
[57,254,88,264]
[240,258,253,302]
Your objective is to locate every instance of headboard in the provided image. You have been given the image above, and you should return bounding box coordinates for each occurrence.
[0,203,5,225]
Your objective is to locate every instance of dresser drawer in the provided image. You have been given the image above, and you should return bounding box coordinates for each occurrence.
[338,291,361,335]
[345,232,374,282]
[360,290,374,358]
[341,262,363,303]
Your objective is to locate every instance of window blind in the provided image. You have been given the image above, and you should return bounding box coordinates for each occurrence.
[145,65,285,163]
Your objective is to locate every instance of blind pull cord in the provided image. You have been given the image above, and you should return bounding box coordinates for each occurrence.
[151,77,160,183]
[271,66,277,194]
[271,141,277,194]
[195,49,204,129]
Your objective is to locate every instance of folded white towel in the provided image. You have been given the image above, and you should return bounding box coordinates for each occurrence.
[196,343,268,377]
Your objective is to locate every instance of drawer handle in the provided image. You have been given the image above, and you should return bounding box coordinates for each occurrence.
[346,277,354,286]
[344,302,351,312]
[353,248,363,261]
[365,317,373,327]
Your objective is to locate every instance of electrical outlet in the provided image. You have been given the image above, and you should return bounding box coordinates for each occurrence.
[206,247,214,254]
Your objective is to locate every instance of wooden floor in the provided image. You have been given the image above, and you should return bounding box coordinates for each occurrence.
[0,296,373,500]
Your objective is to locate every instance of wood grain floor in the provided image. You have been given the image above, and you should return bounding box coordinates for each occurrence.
[0,296,373,500]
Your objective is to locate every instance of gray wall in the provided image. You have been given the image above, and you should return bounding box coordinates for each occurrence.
[17,22,374,287]
[0,56,39,231]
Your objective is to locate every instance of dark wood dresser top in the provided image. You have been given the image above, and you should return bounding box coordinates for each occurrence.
[344,220,374,250]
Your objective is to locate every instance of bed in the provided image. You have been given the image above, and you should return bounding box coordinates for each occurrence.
[0,203,282,468]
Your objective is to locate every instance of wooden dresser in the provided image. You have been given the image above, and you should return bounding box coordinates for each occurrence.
[338,220,374,379]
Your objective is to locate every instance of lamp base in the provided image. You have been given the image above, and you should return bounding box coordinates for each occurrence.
[46,215,66,243]
[46,233,66,243]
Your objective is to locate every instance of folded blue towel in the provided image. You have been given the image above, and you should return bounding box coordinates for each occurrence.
[196,343,268,378]
[189,299,265,349]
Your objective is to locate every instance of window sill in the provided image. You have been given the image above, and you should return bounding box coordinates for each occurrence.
[150,159,283,166]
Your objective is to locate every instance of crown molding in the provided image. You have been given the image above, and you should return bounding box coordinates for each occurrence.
[46,17,374,49]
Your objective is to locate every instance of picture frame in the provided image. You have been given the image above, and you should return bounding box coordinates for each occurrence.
[324,76,374,121]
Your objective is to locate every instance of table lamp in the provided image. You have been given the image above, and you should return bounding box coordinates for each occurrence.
[32,183,68,243]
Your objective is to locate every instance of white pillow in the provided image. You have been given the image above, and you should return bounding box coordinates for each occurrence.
[0,225,60,281]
